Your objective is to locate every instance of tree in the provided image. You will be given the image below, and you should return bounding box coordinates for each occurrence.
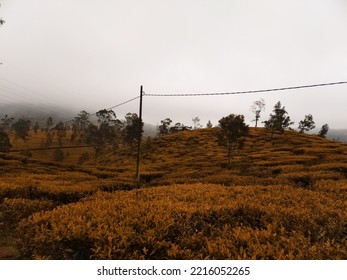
[298,114,316,133]
[218,114,249,168]
[206,120,213,128]
[96,109,117,126]
[158,118,172,135]
[192,117,202,129]
[96,109,122,143]
[0,115,14,132]
[251,99,266,127]
[12,119,31,142]
[33,122,40,133]
[84,110,122,157]
[94,109,122,149]
[44,132,53,147]
[0,129,11,152]
[263,101,293,137]
[85,123,105,157]
[123,113,143,148]
[46,116,54,132]
[72,110,90,134]
[54,121,67,146]
[318,124,329,138]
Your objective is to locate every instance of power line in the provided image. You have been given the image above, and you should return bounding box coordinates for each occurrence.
[0,76,75,115]
[86,95,140,117]
[2,62,141,120]
[106,96,140,110]
[0,73,140,123]
[144,81,347,97]
[65,95,140,123]
[0,83,73,115]
[3,62,78,105]
[8,145,94,153]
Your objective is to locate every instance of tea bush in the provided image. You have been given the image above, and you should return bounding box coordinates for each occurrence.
[17,184,347,260]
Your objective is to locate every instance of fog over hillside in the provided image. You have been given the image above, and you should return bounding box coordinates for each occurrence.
[1,103,346,140]
[2,1,347,133]
[0,104,75,126]
[0,103,159,135]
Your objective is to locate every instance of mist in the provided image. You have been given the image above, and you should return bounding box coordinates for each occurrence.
[1,0,347,129]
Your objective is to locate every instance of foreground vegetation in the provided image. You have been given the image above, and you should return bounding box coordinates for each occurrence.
[17,183,347,259]
[1,127,347,259]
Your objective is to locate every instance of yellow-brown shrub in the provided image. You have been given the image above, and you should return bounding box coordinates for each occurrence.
[16,183,347,260]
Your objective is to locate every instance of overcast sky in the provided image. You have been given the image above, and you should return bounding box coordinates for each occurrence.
[1,0,347,128]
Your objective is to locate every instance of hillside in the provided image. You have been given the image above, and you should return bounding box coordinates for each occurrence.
[95,127,347,187]
[1,127,347,259]
[8,127,347,186]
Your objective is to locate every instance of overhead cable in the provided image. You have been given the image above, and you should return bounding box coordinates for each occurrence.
[145,81,347,97]
[65,95,140,123]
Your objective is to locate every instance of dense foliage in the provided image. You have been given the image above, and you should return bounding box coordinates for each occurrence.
[1,127,347,260]
[16,184,347,259]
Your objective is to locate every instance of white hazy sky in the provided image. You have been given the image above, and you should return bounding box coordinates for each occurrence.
[1,0,347,128]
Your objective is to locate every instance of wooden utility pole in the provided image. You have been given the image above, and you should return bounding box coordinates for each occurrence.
[136,85,143,183]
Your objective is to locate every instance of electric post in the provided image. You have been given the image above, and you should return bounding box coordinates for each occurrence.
[136,85,143,184]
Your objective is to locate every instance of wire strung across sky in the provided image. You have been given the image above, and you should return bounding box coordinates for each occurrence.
[70,80,347,123]
[3,78,346,126]
[6,80,347,153]
[0,76,76,116]
[107,96,140,110]
[144,81,347,97]
[86,95,140,117]
[64,95,140,123]
[75,80,347,115]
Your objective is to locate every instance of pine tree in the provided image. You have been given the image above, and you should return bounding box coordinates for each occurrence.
[206,120,213,128]
[298,114,316,133]
[318,124,329,138]
[263,101,293,137]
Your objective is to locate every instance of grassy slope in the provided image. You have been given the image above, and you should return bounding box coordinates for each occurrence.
[1,127,347,259]
[107,127,347,187]
[8,127,347,186]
